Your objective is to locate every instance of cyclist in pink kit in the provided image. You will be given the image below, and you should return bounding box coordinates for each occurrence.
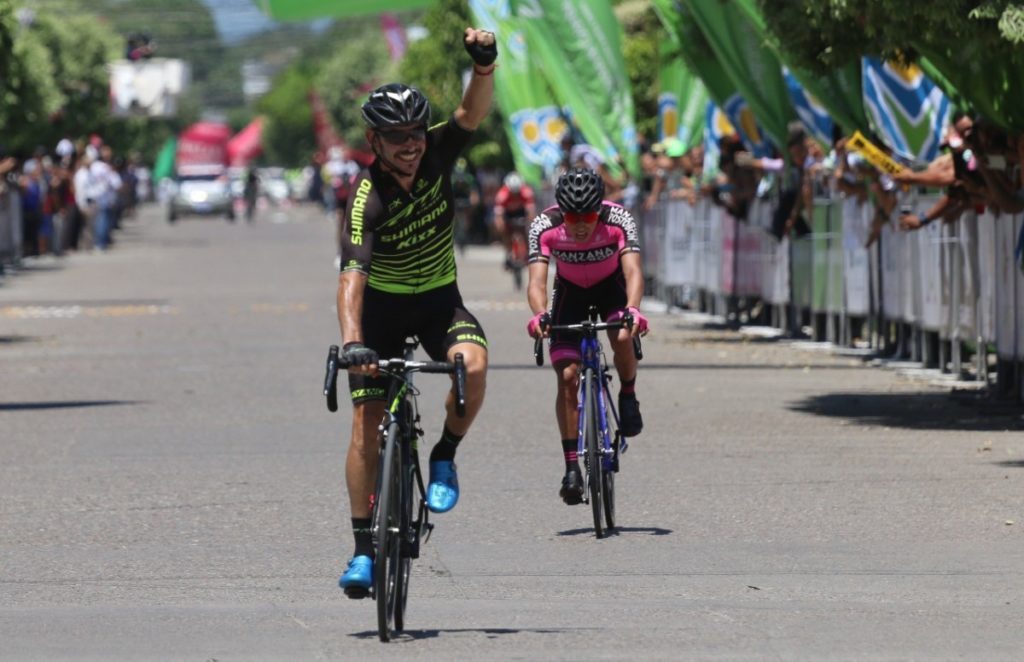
[525,167,649,505]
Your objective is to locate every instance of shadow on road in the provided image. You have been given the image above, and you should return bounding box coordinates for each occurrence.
[993,460,1024,468]
[490,363,863,371]
[557,526,672,537]
[351,627,581,641]
[0,400,141,411]
[0,335,38,344]
[789,391,1024,431]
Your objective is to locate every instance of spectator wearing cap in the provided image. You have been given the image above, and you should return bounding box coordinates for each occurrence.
[644,137,698,209]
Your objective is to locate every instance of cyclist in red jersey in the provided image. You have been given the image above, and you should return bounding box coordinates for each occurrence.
[493,171,535,267]
[525,167,649,505]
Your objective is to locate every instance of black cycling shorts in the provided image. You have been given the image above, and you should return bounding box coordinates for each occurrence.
[348,283,487,404]
[548,268,627,365]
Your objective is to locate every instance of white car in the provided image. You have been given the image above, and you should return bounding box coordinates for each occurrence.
[168,174,235,222]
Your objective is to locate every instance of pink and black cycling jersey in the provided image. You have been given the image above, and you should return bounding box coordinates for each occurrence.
[527,201,641,288]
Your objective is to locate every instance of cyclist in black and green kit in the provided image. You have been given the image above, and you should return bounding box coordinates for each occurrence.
[336,27,496,595]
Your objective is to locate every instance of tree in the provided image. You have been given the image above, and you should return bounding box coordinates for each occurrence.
[30,10,119,147]
[317,16,396,149]
[257,63,318,167]
[618,4,662,141]
[758,0,1020,74]
[399,0,513,171]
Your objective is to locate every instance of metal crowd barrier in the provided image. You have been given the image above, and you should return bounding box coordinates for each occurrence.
[642,189,1024,396]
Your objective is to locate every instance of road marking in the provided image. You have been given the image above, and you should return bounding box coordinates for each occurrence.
[0,304,177,319]
[462,300,529,311]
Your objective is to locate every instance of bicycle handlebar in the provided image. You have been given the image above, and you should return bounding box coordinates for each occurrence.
[532,316,643,367]
[323,345,467,417]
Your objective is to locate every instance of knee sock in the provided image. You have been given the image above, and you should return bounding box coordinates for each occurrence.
[429,425,464,463]
[561,438,579,470]
[620,377,636,396]
[352,517,373,558]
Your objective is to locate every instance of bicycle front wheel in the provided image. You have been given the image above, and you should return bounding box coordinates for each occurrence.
[374,424,402,642]
[583,368,604,538]
[393,442,416,633]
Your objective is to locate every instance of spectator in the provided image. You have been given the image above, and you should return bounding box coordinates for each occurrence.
[770,129,813,240]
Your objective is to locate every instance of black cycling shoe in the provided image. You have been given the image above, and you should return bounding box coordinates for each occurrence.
[618,392,643,437]
[559,467,584,505]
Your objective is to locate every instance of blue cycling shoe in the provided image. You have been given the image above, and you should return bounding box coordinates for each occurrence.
[339,555,373,597]
[426,461,459,513]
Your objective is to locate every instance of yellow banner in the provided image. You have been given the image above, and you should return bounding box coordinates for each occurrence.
[847,130,906,175]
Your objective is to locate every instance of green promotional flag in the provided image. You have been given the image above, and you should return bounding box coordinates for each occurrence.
[468,0,561,186]
[681,0,796,151]
[520,0,639,177]
[152,137,177,181]
[256,0,433,21]
[652,0,771,157]
[724,0,869,137]
[658,40,708,149]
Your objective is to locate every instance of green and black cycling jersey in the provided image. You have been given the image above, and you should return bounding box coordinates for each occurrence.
[340,117,473,294]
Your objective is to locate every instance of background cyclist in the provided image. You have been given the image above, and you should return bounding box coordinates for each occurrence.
[493,171,535,270]
[524,167,648,505]
[335,26,496,596]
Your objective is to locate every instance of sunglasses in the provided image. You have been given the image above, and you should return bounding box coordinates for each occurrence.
[564,211,599,225]
[378,127,426,145]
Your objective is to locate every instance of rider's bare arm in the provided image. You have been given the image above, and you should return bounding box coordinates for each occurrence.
[527,261,549,315]
[621,251,644,310]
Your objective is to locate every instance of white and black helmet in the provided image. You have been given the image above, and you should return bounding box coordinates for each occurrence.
[361,83,431,129]
[555,167,604,213]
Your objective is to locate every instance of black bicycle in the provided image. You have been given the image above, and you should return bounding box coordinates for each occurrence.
[534,307,642,538]
[324,340,466,642]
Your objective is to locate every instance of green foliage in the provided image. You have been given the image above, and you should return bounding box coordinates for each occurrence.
[620,6,663,140]
[257,63,319,167]
[398,0,513,170]
[757,0,1021,74]
[317,16,396,148]
[31,11,120,145]
[399,0,471,120]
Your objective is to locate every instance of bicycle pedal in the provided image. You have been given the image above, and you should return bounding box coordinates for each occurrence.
[343,586,370,600]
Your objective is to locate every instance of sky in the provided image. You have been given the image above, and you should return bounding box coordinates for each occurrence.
[198,0,285,44]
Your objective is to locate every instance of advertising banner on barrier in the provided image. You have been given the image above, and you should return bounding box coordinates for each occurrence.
[642,203,665,285]
[880,223,903,320]
[811,199,830,312]
[662,201,696,286]
[999,215,1020,357]
[1015,216,1024,357]
[977,212,998,343]
[919,218,945,332]
[791,236,813,310]
[842,197,870,315]
[956,219,978,339]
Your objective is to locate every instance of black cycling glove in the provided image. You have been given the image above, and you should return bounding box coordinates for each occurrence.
[342,342,378,367]
[465,32,497,67]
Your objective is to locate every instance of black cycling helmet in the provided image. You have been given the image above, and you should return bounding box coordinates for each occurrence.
[555,167,604,213]
[361,83,431,129]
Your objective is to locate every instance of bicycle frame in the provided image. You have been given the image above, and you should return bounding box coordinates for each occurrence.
[323,341,466,639]
[576,333,624,474]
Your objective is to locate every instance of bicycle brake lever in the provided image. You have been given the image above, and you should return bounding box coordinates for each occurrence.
[453,353,467,418]
[534,336,544,366]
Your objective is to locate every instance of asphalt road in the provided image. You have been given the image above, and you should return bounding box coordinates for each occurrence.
[2,204,1023,660]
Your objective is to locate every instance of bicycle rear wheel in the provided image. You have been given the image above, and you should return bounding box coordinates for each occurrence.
[374,425,402,642]
[583,368,604,538]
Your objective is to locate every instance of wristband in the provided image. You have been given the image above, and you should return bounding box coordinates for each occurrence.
[919,214,935,226]
[473,64,496,76]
